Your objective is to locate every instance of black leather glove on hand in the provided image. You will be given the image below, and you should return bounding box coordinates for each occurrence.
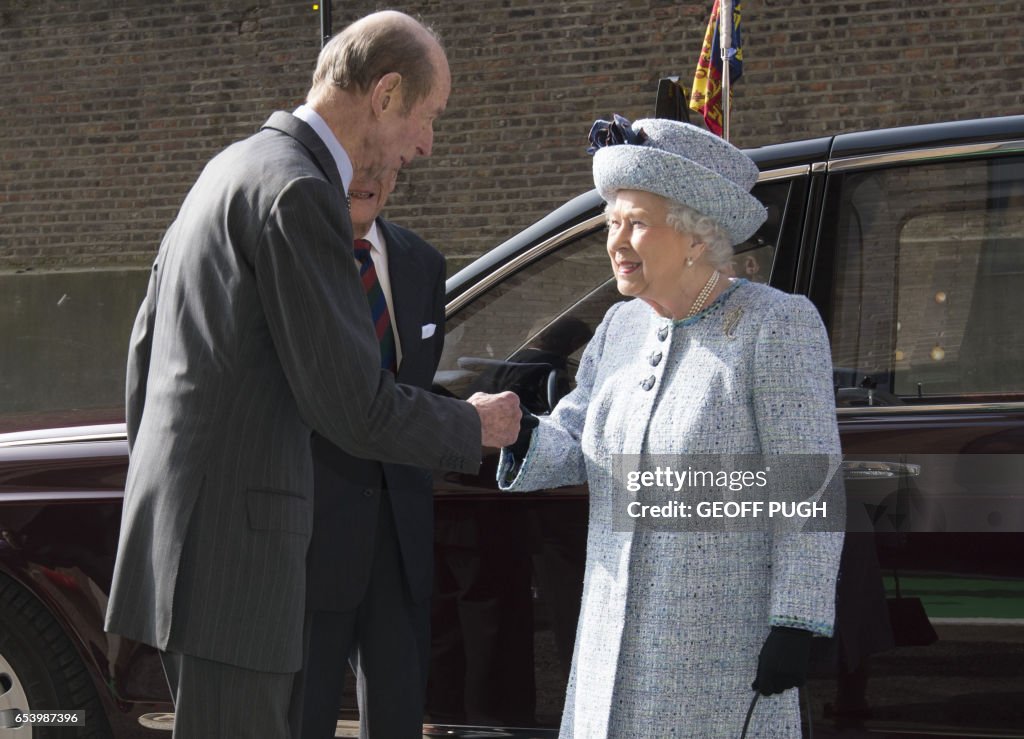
[508,406,539,458]
[502,405,539,478]
[752,626,813,696]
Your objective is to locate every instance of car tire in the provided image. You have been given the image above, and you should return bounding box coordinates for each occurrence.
[0,573,112,738]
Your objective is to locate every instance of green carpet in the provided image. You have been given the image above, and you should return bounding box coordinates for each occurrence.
[885,573,1024,619]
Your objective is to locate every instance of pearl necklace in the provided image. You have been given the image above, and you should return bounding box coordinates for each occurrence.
[685,270,720,319]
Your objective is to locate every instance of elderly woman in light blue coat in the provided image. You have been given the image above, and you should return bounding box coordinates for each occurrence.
[498,117,844,738]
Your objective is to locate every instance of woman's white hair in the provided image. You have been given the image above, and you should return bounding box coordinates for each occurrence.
[664,200,734,269]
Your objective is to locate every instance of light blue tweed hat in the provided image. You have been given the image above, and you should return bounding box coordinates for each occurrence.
[590,115,767,245]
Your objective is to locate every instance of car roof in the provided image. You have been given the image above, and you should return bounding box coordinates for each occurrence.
[447,114,1024,303]
[829,114,1024,159]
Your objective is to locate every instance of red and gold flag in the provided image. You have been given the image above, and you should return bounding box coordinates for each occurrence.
[689,0,744,137]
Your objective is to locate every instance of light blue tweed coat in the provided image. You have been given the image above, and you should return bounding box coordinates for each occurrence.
[499,280,844,738]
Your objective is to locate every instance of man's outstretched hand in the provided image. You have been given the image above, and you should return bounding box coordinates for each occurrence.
[467,391,522,448]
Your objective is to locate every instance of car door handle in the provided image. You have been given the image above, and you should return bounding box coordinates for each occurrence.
[843,460,921,479]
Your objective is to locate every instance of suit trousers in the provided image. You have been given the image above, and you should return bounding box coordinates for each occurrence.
[160,650,293,738]
[289,490,430,739]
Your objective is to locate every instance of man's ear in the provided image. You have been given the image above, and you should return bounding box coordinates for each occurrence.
[371,72,403,117]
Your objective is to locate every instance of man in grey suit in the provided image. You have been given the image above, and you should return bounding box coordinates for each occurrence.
[104,11,521,738]
[289,168,443,738]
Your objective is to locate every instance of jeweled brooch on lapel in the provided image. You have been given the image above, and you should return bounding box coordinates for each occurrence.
[723,308,743,338]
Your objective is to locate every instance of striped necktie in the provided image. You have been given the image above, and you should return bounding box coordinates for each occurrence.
[353,238,397,373]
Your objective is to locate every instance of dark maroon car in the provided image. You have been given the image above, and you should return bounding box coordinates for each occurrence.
[3,115,1024,737]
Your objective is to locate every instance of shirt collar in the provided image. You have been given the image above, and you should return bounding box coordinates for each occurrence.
[362,220,385,256]
[292,104,353,194]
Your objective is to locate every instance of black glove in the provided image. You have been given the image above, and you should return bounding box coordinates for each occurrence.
[497,405,540,489]
[507,405,539,461]
[752,626,813,696]
[499,403,540,466]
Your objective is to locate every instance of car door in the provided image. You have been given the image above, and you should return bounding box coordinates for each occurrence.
[806,135,1024,736]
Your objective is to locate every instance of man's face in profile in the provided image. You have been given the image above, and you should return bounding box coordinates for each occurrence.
[362,48,451,179]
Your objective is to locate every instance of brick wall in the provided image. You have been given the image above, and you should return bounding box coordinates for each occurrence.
[2,0,1023,273]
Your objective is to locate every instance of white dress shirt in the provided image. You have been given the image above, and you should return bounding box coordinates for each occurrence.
[292,104,353,194]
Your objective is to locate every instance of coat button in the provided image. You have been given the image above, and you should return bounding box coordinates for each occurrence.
[363,488,375,497]
[649,351,663,366]
[641,376,656,391]
[657,327,669,341]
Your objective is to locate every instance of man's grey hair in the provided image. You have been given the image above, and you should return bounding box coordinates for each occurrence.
[310,12,443,113]
[664,200,734,269]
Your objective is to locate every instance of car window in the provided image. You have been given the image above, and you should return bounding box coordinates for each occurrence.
[436,227,618,412]
[731,178,789,286]
[436,180,788,412]
[0,268,149,430]
[829,155,1024,406]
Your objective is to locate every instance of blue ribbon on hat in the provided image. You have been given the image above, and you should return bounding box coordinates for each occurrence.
[586,114,649,155]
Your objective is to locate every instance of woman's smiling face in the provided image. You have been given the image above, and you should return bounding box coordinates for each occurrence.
[605,189,699,306]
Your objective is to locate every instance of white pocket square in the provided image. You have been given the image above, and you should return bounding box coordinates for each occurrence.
[421,323,437,339]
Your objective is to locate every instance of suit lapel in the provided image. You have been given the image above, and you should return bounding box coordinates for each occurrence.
[378,219,427,381]
[261,112,343,191]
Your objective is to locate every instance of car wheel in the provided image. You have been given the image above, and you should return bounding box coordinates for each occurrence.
[0,573,112,738]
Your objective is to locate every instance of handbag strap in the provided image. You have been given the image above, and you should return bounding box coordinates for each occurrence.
[739,692,759,738]
[739,687,814,739]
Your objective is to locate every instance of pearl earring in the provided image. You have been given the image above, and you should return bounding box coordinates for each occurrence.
[686,257,694,267]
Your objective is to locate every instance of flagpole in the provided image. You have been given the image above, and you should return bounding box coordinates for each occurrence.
[719,0,732,141]
[319,0,332,48]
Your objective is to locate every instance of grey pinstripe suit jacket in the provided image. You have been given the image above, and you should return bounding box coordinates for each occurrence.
[103,112,480,673]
